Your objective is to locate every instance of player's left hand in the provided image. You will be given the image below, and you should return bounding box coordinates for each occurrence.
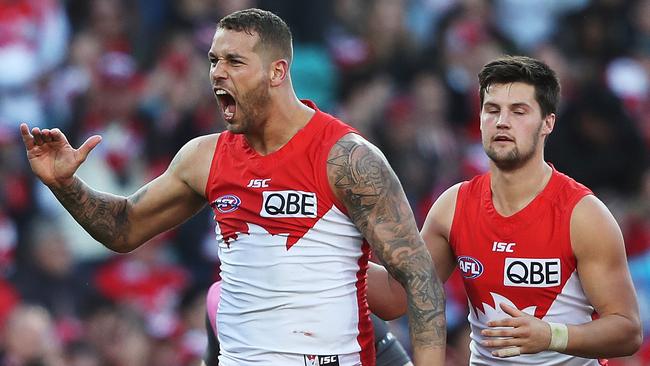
[480,303,553,358]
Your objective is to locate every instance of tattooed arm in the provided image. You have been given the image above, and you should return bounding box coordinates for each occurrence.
[20,124,213,253]
[327,133,446,365]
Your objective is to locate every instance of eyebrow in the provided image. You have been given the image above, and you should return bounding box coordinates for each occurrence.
[509,102,531,109]
[207,51,247,61]
[483,101,531,109]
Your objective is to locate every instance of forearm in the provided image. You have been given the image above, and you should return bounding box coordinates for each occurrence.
[387,245,446,363]
[325,135,447,363]
[367,262,407,320]
[564,314,642,358]
[49,176,133,252]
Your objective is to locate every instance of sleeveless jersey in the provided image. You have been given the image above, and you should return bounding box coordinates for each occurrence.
[205,101,374,366]
[450,167,600,365]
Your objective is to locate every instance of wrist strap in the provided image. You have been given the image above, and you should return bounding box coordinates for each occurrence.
[548,322,569,352]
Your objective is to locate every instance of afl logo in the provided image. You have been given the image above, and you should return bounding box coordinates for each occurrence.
[457,256,484,279]
[212,195,241,213]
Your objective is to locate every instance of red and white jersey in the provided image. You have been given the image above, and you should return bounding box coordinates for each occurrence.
[450,167,601,365]
[205,101,374,366]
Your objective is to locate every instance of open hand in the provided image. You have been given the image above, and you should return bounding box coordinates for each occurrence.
[20,123,102,188]
[481,303,553,358]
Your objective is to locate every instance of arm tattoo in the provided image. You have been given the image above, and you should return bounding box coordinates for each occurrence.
[328,137,446,348]
[50,177,135,252]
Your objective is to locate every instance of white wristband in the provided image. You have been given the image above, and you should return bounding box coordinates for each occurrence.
[548,322,569,352]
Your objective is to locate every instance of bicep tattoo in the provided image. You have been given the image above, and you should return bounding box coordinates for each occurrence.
[328,139,394,231]
[328,136,446,347]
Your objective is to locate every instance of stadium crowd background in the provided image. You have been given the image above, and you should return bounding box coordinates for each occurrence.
[0,0,649,365]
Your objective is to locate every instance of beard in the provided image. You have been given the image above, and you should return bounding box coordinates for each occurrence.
[484,123,542,171]
[224,79,271,134]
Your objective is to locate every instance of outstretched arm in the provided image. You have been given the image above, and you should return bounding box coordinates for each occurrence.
[327,133,446,365]
[20,124,212,253]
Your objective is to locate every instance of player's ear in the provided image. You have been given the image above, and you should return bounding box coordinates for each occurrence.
[269,59,289,87]
[542,113,555,137]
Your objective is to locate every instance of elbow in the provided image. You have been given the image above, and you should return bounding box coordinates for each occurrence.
[89,224,143,253]
[111,244,136,254]
[366,279,408,320]
[98,236,141,254]
[621,335,643,357]
[625,322,644,356]
[373,302,407,321]
[630,335,644,356]
[112,238,144,254]
[617,318,643,356]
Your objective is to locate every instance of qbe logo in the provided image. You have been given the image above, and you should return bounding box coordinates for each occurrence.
[457,256,483,279]
[261,190,317,218]
[504,258,561,287]
[304,355,339,366]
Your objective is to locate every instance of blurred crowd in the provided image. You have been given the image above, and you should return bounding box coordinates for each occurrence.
[0,0,649,365]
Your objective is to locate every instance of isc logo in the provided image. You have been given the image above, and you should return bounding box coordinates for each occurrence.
[247,178,270,188]
[304,355,339,366]
[492,241,516,252]
[504,258,561,287]
[457,256,483,279]
[261,190,317,218]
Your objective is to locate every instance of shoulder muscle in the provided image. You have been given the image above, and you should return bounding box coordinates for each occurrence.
[570,194,624,260]
[422,183,461,242]
[170,133,220,197]
[421,183,461,281]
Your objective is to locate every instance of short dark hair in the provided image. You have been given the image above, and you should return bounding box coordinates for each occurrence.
[478,55,560,117]
[217,8,293,64]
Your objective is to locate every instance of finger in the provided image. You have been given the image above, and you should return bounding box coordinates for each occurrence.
[492,346,521,358]
[77,135,102,162]
[31,127,44,145]
[483,337,519,348]
[20,123,34,149]
[49,128,69,144]
[482,328,517,338]
[500,303,525,317]
[487,317,518,327]
[41,129,53,143]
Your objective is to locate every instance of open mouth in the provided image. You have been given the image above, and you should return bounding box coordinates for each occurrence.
[215,88,236,120]
[493,135,513,142]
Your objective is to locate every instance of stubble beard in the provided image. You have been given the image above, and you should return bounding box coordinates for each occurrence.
[225,80,271,135]
[485,124,542,172]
